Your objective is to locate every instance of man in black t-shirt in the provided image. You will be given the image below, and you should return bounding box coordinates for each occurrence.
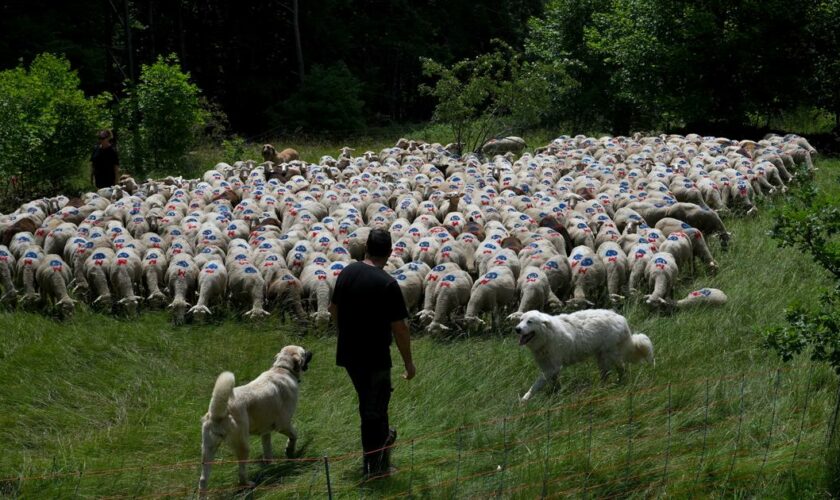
[90,129,120,189]
[329,229,415,478]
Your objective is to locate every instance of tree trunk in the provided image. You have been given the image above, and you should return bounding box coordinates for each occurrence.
[123,0,135,81]
[292,0,304,85]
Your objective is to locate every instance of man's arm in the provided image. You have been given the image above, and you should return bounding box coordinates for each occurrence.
[392,319,415,380]
[328,302,337,322]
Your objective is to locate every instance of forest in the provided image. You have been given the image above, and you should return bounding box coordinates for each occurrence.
[2,0,838,136]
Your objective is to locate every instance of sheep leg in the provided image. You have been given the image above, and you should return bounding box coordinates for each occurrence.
[145,268,166,307]
[0,263,16,303]
[245,281,269,319]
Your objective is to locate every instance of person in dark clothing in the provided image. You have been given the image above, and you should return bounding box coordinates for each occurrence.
[90,129,120,189]
[329,229,415,478]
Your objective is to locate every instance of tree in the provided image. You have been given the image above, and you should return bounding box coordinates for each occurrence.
[807,0,840,130]
[0,53,110,204]
[420,42,556,156]
[117,54,206,176]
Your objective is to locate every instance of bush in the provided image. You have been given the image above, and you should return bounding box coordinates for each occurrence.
[117,54,206,177]
[0,53,110,204]
[276,63,365,133]
[419,41,555,156]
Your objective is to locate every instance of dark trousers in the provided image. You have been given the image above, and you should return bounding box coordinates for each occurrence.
[346,367,392,471]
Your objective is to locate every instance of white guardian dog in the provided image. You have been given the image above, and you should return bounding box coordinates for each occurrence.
[515,310,653,401]
[198,345,313,491]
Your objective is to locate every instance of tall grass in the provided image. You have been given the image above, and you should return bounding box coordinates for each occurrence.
[0,158,837,498]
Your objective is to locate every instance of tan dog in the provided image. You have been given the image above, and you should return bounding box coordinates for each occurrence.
[198,346,313,491]
[262,144,300,164]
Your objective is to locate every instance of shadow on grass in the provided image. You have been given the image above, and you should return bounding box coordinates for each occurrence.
[249,436,316,487]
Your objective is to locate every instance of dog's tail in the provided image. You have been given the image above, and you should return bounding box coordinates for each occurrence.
[209,371,235,420]
[625,333,655,367]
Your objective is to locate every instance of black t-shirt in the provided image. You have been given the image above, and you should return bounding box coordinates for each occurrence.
[91,145,119,188]
[332,261,408,370]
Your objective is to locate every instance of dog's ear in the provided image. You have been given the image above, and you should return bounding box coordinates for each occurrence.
[291,351,303,372]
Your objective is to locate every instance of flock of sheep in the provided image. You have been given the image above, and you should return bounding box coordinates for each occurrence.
[0,133,817,332]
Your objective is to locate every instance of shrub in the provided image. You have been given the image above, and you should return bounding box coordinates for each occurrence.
[276,63,365,133]
[419,41,555,156]
[117,54,206,177]
[0,53,110,204]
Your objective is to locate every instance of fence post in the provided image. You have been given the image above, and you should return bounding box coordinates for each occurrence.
[625,389,634,489]
[408,439,415,498]
[695,378,710,484]
[584,400,593,499]
[724,375,746,488]
[663,383,672,495]
[454,426,463,499]
[792,364,815,466]
[498,416,509,497]
[758,369,781,486]
[541,408,551,499]
[324,455,333,500]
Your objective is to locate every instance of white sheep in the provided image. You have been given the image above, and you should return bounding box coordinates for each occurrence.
[508,266,563,321]
[464,266,518,326]
[85,248,116,309]
[0,245,17,304]
[109,248,143,316]
[644,252,679,307]
[228,262,269,320]
[189,260,228,320]
[676,288,728,309]
[36,255,76,319]
[166,254,199,325]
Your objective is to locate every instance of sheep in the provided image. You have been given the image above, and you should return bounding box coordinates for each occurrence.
[300,262,335,325]
[166,254,199,325]
[658,231,694,275]
[596,241,629,305]
[508,266,563,321]
[540,254,573,302]
[676,288,728,309]
[266,269,306,321]
[482,136,527,157]
[0,245,17,305]
[16,245,45,306]
[654,218,718,273]
[391,261,431,313]
[568,246,606,308]
[426,269,473,334]
[228,263,269,320]
[85,248,116,309]
[36,255,76,319]
[142,248,169,307]
[109,248,143,316]
[644,252,679,307]
[417,262,462,324]
[189,260,228,321]
[464,266,518,326]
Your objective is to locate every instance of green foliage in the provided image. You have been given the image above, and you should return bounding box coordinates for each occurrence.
[764,170,840,375]
[420,42,555,155]
[116,54,206,177]
[276,63,365,133]
[526,0,815,133]
[221,135,247,163]
[0,53,109,202]
[806,0,840,129]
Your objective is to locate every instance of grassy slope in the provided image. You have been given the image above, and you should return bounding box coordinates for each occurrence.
[1,158,838,499]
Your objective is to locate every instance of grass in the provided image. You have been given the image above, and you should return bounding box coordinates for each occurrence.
[0,155,838,498]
